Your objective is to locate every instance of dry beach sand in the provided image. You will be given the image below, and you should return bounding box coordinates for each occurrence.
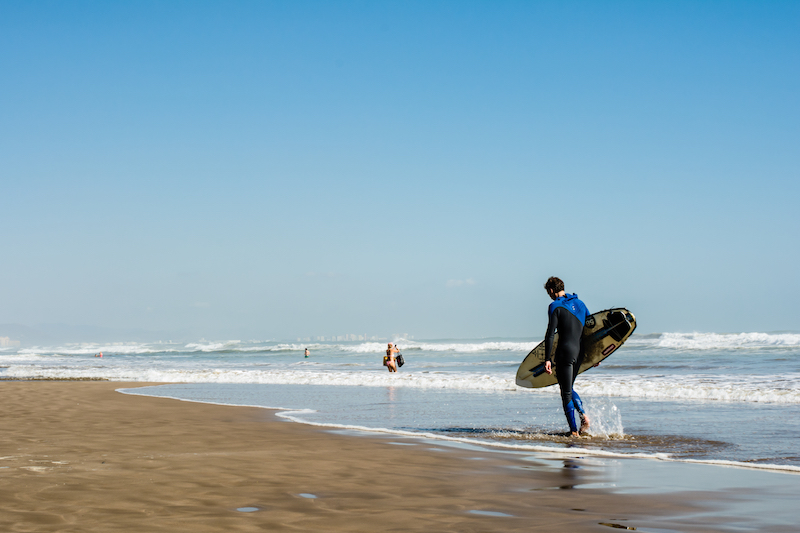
[0,381,793,532]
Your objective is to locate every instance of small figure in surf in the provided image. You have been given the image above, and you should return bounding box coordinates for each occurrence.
[384,343,399,372]
[543,276,591,437]
[304,348,310,358]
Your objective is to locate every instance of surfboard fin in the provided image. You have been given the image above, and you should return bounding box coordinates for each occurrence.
[603,311,633,342]
[529,363,547,377]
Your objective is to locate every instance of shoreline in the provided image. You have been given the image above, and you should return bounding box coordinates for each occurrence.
[123,384,800,476]
[1,381,797,531]
[123,382,800,475]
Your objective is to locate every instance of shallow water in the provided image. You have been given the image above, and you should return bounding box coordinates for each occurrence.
[121,381,800,469]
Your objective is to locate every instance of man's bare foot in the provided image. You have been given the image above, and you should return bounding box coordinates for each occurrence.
[579,414,590,433]
[570,431,580,438]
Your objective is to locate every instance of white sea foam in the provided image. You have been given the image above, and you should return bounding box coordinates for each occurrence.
[647,332,800,350]
[4,331,800,406]
[216,340,540,354]
[378,340,538,353]
[7,361,800,405]
[185,333,798,353]
[184,340,244,352]
[10,332,799,358]
[578,374,800,403]
[17,344,178,356]
[10,340,538,356]
[323,333,800,353]
[2,364,525,390]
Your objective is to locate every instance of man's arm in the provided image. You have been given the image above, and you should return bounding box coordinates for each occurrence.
[544,308,558,364]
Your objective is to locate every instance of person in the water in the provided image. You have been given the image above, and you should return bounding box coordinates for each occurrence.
[543,276,591,437]
[383,343,398,372]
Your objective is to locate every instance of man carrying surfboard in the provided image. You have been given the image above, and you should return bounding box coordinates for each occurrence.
[543,276,591,437]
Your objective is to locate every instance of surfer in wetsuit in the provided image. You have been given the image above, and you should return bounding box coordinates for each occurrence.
[543,276,591,437]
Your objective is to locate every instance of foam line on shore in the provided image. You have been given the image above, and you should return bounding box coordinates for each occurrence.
[16,331,800,358]
[117,387,800,474]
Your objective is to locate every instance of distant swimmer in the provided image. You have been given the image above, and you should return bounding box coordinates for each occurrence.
[94,352,103,358]
[304,348,310,358]
[543,276,591,437]
[383,343,398,372]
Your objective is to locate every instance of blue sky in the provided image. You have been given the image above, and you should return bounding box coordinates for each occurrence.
[2,1,798,340]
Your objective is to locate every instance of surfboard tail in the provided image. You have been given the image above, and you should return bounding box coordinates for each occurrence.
[515,377,534,388]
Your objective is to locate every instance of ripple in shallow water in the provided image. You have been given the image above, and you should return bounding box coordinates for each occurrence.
[425,426,732,459]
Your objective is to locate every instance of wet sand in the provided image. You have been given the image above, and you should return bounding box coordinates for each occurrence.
[0,381,792,532]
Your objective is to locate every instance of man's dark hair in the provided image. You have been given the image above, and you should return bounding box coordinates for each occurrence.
[544,276,564,293]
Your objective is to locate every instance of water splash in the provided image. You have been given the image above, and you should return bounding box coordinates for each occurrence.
[584,399,624,438]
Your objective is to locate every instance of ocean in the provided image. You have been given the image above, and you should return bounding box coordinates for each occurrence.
[2,332,799,472]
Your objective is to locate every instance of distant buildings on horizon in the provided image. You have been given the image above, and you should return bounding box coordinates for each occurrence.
[295,334,414,343]
[0,336,21,347]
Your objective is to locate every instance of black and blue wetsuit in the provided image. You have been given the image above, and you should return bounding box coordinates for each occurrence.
[545,293,590,433]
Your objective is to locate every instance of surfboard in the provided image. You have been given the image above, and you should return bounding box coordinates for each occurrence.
[515,308,637,389]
